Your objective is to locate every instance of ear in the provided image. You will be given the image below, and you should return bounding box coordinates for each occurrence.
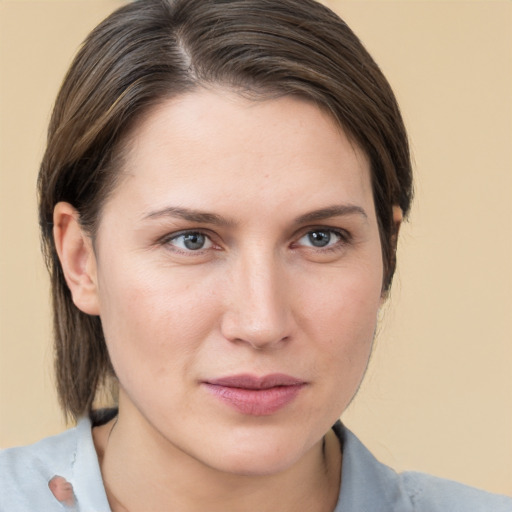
[379,205,404,304]
[389,205,403,277]
[392,205,403,239]
[53,202,100,315]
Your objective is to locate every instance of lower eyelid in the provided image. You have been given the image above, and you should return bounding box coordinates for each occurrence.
[157,230,211,250]
[159,228,351,253]
[171,233,213,249]
[297,229,348,247]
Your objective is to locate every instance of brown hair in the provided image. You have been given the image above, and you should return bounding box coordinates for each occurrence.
[38,0,413,420]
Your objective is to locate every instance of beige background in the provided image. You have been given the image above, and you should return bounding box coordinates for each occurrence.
[0,0,511,496]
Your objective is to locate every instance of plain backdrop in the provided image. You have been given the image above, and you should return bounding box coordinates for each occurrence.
[0,0,511,496]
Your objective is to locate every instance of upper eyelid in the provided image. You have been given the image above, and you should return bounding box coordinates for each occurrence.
[289,228,351,253]
[158,230,217,255]
[159,228,215,243]
[157,226,351,250]
[293,225,351,241]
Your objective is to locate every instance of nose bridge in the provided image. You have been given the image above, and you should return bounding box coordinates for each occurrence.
[222,244,291,349]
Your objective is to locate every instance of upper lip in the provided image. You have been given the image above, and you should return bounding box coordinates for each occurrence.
[205,373,305,390]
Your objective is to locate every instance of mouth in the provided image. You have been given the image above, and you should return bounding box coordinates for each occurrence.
[202,373,307,416]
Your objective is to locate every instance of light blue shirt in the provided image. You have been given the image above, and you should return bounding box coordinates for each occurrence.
[1,417,510,511]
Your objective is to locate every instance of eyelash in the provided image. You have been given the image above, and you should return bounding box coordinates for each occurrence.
[158,227,351,255]
[159,230,218,255]
[293,227,351,252]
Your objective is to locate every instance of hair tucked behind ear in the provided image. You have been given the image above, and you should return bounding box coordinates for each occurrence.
[38,0,412,420]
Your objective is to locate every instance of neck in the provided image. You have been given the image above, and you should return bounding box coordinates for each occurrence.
[93,404,342,512]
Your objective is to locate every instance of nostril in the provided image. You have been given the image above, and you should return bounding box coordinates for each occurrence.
[233,333,291,351]
[220,271,293,348]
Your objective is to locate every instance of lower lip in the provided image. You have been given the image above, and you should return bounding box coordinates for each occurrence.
[203,383,305,416]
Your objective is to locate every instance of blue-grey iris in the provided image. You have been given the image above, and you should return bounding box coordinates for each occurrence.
[308,230,331,247]
[183,232,206,250]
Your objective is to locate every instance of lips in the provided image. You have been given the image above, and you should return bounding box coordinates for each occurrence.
[203,373,306,416]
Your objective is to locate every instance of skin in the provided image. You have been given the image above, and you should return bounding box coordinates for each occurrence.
[54,89,399,512]
[48,475,76,507]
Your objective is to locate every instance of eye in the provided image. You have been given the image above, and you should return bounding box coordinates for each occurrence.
[297,229,344,248]
[168,231,213,251]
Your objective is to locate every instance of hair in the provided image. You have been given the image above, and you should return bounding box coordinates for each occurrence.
[38,0,413,420]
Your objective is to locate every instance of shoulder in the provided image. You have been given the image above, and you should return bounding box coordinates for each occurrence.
[400,471,512,512]
[0,417,110,512]
[0,421,82,473]
[0,423,80,511]
[334,423,512,512]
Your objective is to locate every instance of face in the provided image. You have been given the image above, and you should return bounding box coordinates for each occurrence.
[87,90,384,475]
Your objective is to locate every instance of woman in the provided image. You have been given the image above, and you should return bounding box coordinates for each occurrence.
[1,0,510,510]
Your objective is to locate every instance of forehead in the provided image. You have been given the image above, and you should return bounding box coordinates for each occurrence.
[105,89,374,222]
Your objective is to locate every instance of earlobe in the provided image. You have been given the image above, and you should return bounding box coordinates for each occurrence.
[390,204,403,265]
[379,205,404,304]
[53,202,100,315]
[392,205,403,234]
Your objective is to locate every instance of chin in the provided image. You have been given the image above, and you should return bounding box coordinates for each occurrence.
[198,430,313,477]
[210,450,300,477]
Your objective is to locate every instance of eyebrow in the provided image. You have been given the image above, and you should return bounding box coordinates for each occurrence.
[293,204,368,224]
[142,203,367,226]
[143,206,235,226]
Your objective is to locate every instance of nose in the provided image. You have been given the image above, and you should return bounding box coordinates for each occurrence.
[220,251,293,350]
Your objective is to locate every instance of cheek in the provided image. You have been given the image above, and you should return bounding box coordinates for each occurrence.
[96,261,221,388]
[312,290,378,377]
[303,252,382,334]
[299,256,382,395]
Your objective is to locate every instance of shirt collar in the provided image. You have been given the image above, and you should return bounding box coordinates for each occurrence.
[333,421,411,512]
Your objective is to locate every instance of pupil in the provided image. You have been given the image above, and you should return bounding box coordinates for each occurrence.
[183,233,205,250]
[308,231,330,247]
